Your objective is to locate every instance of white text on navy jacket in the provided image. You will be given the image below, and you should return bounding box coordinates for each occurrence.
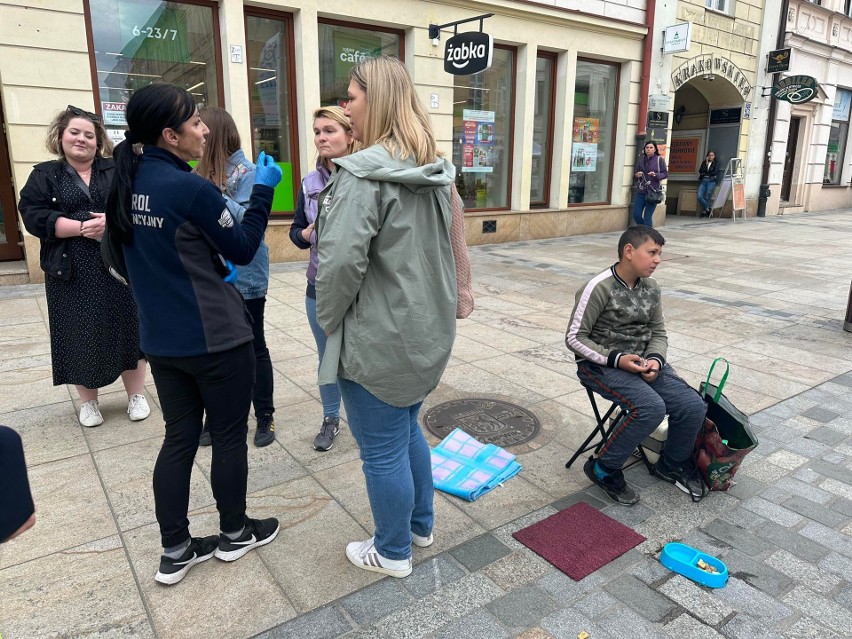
[131,194,164,228]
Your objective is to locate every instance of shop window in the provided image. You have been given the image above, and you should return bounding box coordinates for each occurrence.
[318,21,403,107]
[824,88,851,185]
[568,60,618,205]
[245,10,299,214]
[705,0,736,14]
[86,0,222,147]
[530,53,556,207]
[452,46,516,210]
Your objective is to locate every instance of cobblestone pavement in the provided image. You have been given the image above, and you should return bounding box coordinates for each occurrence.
[1,212,851,639]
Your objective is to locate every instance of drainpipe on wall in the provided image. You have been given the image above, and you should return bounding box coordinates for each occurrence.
[633,0,656,220]
[757,0,790,217]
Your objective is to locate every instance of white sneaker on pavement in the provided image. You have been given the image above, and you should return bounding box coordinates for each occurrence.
[127,394,150,421]
[79,400,104,428]
[412,532,434,548]
[345,538,412,578]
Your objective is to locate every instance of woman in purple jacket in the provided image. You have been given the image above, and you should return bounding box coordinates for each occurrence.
[632,142,668,227]
[289,106,357,451]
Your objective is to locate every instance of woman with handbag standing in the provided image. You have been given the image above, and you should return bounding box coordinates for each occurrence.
[696,151,718,218]
[632,142,668,227]
[19,106,149,428]
[315,56,457,578]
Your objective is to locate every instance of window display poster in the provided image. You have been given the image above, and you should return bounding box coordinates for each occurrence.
[833,89,852,121]
[461,109,495,172]
[668,135,702,174]
[101,101,127,127]
[571,142,597,172]
[572,117,599,143]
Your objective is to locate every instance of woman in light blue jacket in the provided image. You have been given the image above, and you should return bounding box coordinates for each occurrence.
[197,107,276,447]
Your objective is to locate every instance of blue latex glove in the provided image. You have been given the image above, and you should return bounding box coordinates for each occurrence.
[223,258,238,284]
[255,151,283,188]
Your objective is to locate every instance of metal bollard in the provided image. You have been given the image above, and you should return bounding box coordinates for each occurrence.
[846,280,852,333]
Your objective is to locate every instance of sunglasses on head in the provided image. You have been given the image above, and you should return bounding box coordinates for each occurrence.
[66,105,102,122]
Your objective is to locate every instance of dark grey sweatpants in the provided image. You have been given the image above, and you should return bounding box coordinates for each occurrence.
[577,362,706,470]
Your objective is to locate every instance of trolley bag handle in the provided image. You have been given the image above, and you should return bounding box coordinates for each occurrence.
[704,357,730,403]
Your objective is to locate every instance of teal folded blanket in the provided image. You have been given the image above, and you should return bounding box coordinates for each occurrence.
[431,428,522,501]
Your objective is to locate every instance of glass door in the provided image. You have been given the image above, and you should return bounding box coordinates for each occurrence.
[0,105,24,260]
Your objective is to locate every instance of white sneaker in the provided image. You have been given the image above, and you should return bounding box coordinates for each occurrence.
[79,400,104,428]
[345,538,412,578]
[127,394,150,421]
[412,532,434,548]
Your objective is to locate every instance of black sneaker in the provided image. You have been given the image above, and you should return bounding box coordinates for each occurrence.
[199,420,211,447]
[215,517,280,562]
[654,456,706,501]
[583,456,639,505]
[254,414,276,447]
[155,535,218,585]
[313,416,340,451]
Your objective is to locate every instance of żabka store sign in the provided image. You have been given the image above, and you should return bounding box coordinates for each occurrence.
[444,32,493,75]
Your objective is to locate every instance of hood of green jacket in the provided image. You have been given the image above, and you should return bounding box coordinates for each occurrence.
[333,144,455,194]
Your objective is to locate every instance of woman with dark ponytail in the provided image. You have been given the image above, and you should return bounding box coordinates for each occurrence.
[106,83,283,585]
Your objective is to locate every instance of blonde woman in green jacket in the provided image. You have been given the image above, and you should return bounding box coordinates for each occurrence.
[315,56,456,578]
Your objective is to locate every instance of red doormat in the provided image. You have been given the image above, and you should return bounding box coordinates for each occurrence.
[512,501,646,581]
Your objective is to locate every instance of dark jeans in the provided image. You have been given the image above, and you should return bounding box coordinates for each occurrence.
[245,297,274,417]
[632,191,658,227]
[148,341,255,547]
[577,362,706,470]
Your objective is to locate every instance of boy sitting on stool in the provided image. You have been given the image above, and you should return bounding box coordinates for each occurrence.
[565,225,705,505]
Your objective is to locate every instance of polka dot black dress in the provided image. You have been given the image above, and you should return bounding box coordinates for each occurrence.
[44,163,142,388]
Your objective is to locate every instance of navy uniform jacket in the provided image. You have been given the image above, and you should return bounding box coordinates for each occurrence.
[123,146,273,357]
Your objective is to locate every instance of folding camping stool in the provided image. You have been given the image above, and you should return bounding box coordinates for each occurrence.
[565,387,665,473]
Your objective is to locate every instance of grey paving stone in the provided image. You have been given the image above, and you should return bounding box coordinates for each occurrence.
[623,465,658,488]
[792,468,822,484]
[449,533,512,572]
[830,496,852,517]
[764,549,841,595]
[702,519,772,556]
[782,616,842,639]
[724,475,768,500]
[724,549,793,596]
[603,574,678,622]
[713,577,793,625]
[537,567,605,603]
[602,502,655,528]
[781,585,852,635]
[782,437,830,459]
[720,614,784,639]
[798,521,852,558]
[782,495,849,528]
[677,529,732,557]
[821,451,847,464]
[339,577,413,626]
[719,506,770,532]
[828,372,852,388]
[753,521,830,562]
[596,604,668,639]
[740,497,803,528]
[540,607,612,639]
[550,492,608,513]
[807,459,852,483]
[402,554,468,599]
[835,582,852,608]
[492,506,559,551]
[630,555,672,586]
[481,550,552,591]
[805,426,846,446]
[263,605,352,639]
[762,476,834,506]
[663,613,725,639]
[570,590,618,618]
[595,548,646,580]
[801,406,840,423]
[818,552,850,579]
[488,585,559,630]
[658,575,734,626]
[433,609,510,639]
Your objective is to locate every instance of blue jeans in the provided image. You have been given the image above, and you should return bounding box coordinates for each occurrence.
[338,378,434,560]
[305,295,341,417]
[697,180,716,212]
[632,191,657,227]
[577,362,706,470]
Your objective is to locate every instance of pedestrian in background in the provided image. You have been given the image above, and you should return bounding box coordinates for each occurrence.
[106,83,283,585]
[316,56,457,578]
[289,106,357,452]
[697,151,718,218]
[19,105,149,428]
[196,106,277,448]
[632,142,667,228]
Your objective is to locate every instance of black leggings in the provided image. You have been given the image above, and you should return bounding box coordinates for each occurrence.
[148,341,255,547]
[245,296,274,417]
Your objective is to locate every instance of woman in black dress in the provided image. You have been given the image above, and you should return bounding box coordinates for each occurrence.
[19,106,149,428]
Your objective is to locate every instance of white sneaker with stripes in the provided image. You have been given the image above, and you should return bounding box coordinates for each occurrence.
[345,538,412,578]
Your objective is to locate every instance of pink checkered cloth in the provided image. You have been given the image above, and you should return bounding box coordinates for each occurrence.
[430,428,521,501]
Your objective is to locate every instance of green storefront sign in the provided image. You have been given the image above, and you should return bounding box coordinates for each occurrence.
[771,75,819,105]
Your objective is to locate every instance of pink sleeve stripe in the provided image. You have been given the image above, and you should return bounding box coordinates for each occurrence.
[565,269,612,366]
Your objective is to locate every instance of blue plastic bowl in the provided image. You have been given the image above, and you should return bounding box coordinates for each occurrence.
[660,542,728,588]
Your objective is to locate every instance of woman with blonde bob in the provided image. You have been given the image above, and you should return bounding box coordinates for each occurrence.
[315,56,457,578]
[289,105,357,452]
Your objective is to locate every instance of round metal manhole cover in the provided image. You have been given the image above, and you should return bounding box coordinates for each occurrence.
[424,399,541,448]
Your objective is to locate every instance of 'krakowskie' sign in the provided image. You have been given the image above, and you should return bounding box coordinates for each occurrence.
[671,53,752,100]
[444,32,493,75]
[771,75,819,104]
